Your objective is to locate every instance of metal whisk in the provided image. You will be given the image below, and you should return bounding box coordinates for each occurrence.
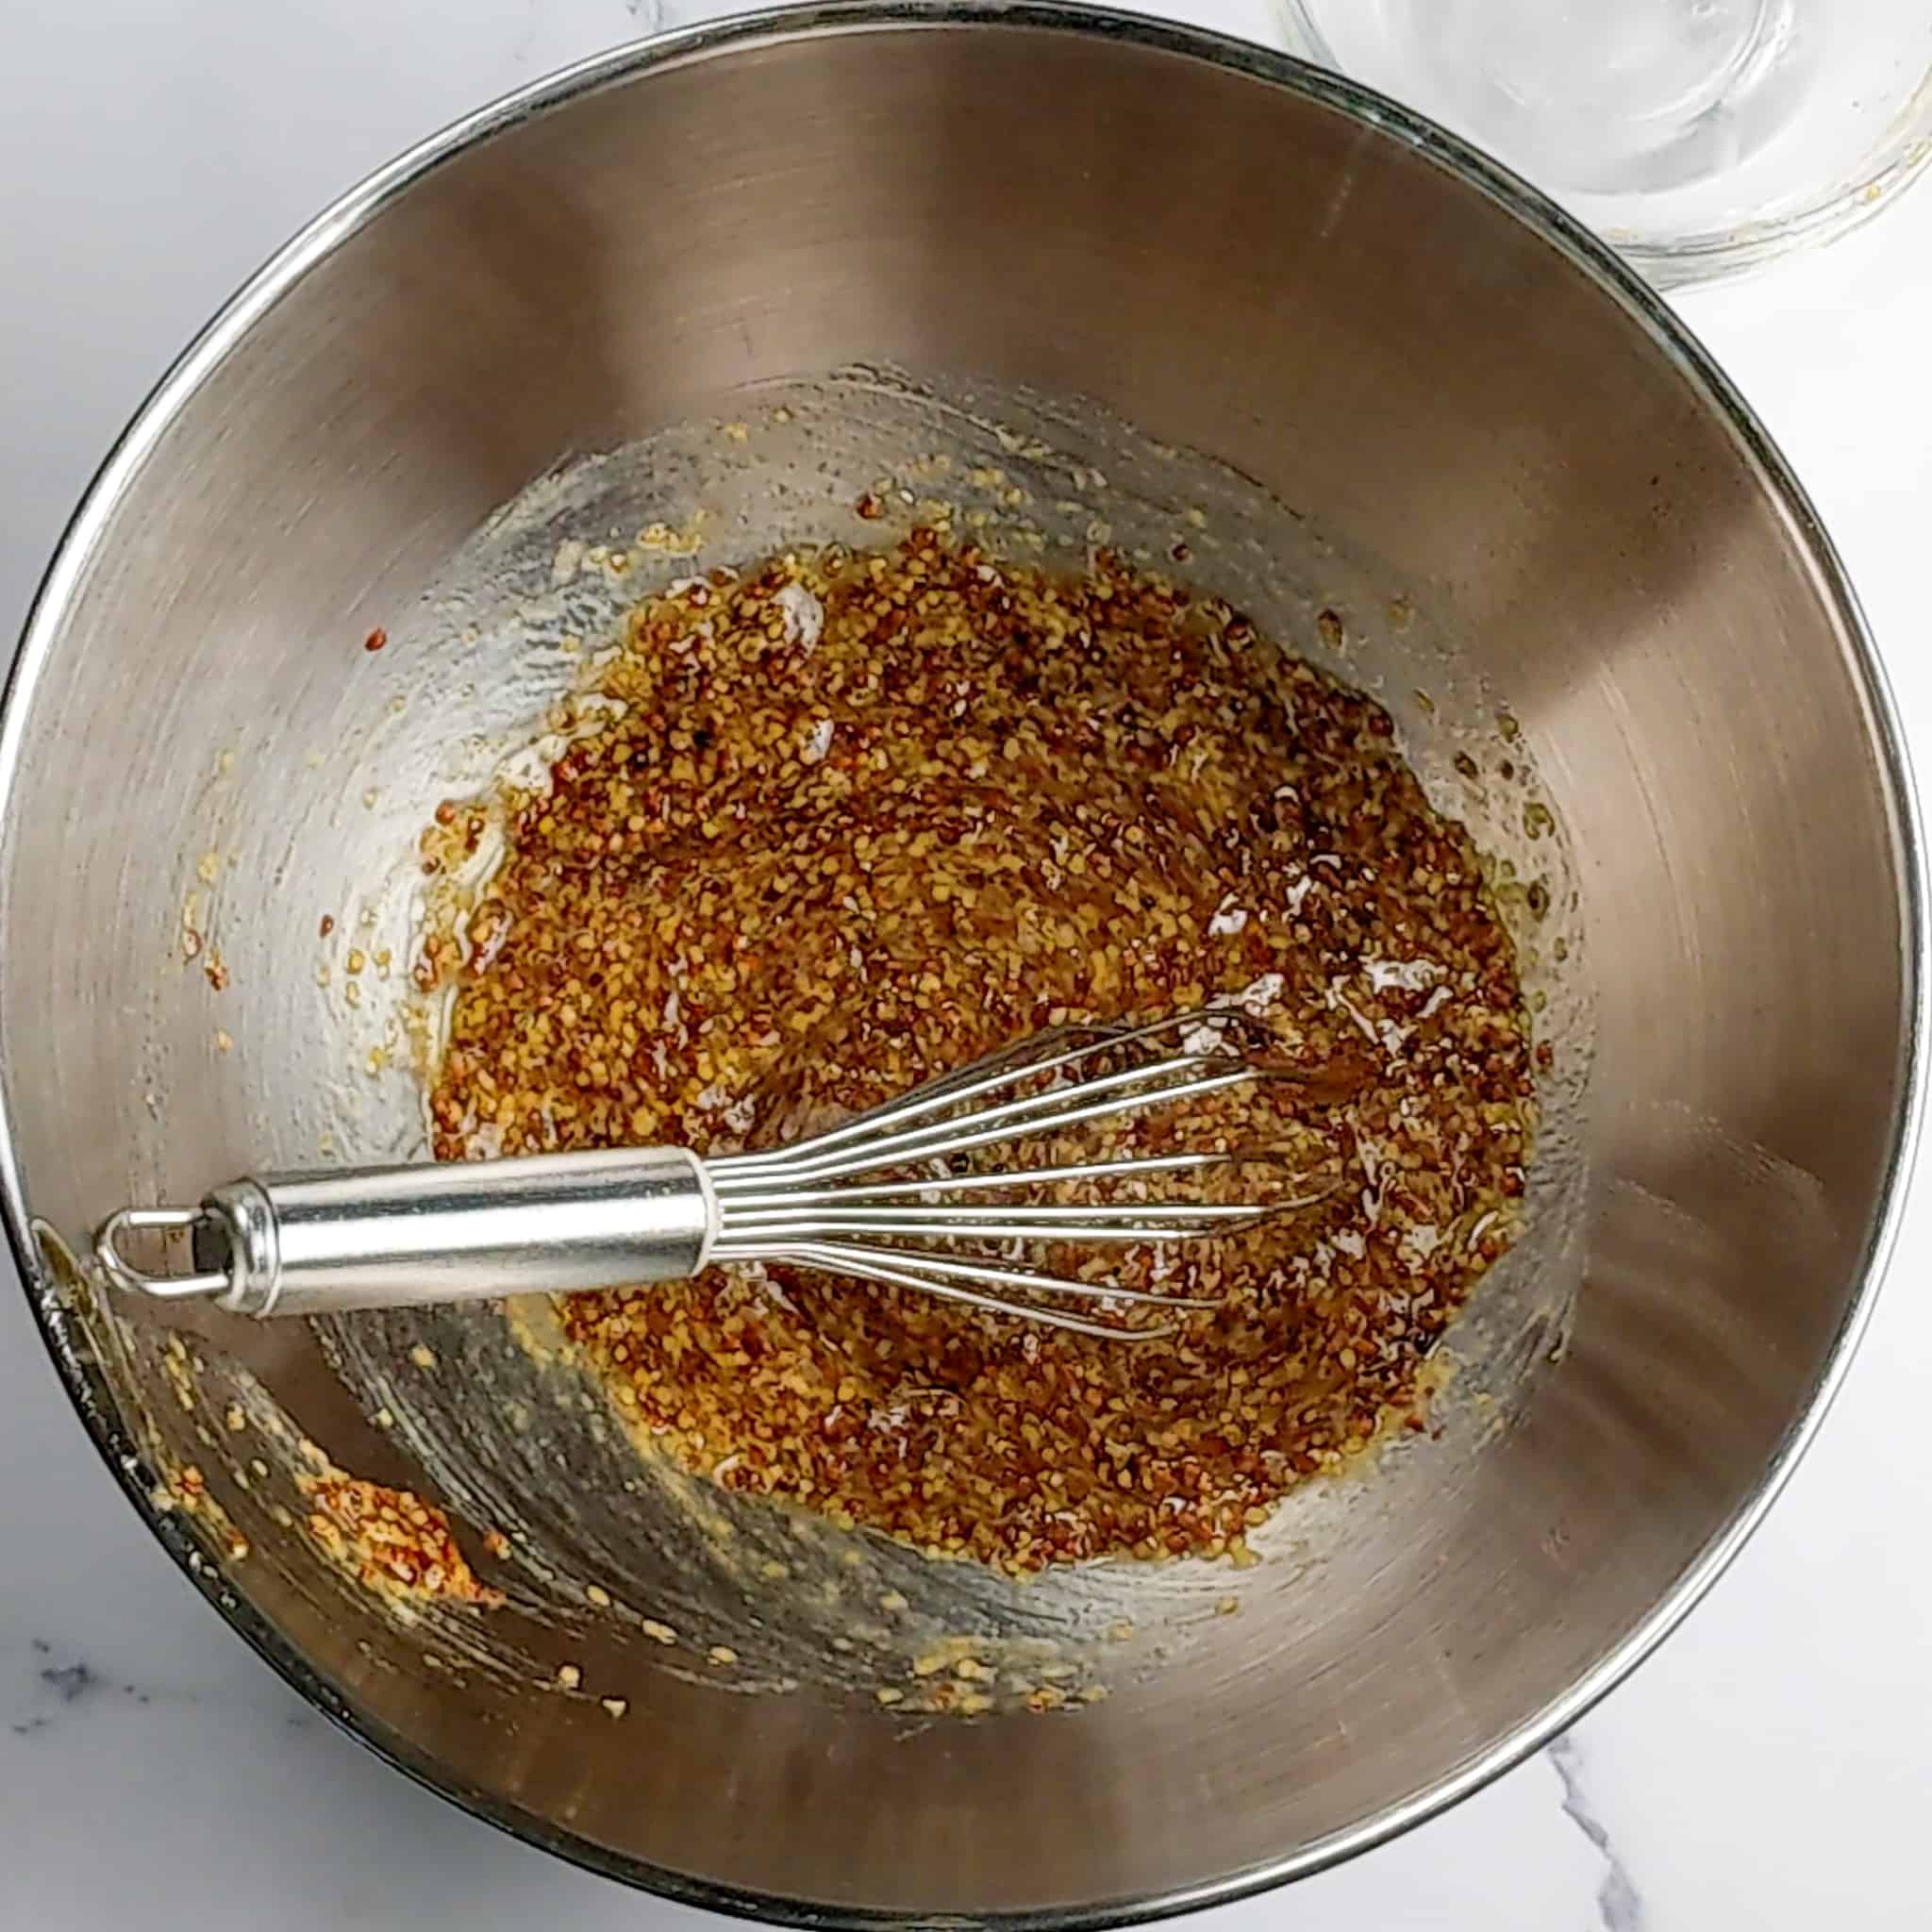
[95,1013,1325,1340]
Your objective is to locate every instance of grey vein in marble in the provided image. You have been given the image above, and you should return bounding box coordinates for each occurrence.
[9,1637,154,1737]
[1547,1734,1646,1932]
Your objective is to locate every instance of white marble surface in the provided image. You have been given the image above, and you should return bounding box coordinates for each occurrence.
[4,2,1932,1926]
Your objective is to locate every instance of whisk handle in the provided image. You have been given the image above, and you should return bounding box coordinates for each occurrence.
[94,1147,717,1318]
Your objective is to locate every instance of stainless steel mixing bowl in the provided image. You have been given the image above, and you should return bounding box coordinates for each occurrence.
[1,5,1922,1922]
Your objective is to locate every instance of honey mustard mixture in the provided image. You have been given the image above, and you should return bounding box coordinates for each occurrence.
[420,527,1533,1571]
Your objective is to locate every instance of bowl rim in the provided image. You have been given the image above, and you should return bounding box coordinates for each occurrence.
[2,4,1924,1924]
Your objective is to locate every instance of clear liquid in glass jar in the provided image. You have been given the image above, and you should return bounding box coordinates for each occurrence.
[1278,0,1932,282]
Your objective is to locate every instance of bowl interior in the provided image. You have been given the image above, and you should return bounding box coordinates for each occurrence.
[0,12,1913,1921]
